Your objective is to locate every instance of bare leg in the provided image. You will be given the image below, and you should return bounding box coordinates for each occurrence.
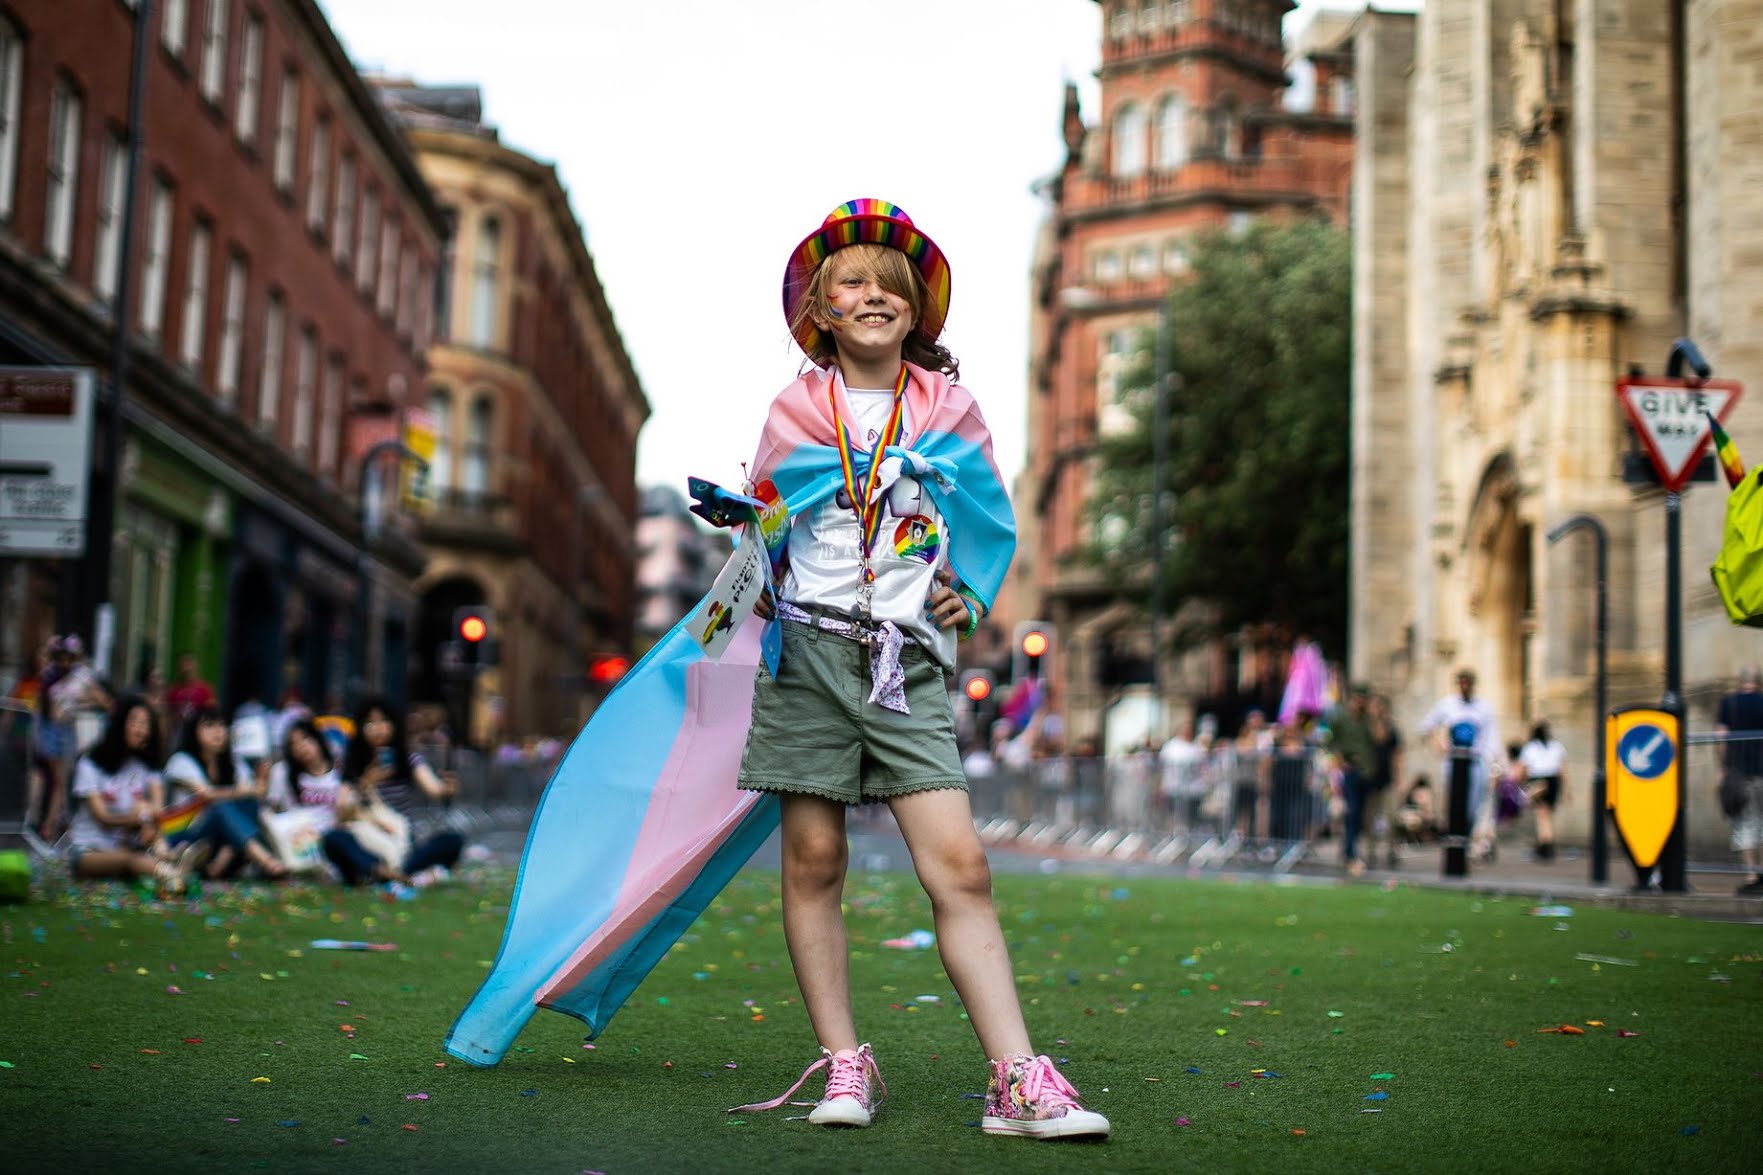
[1533,802,1555,849]
[778,793,857,1052]
[72,848,162,879]
[889,787,1033,1060]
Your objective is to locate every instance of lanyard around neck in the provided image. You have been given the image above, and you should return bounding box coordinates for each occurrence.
[832,365,909,559]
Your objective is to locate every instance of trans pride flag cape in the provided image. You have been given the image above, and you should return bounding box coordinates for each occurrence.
[444,363,1014,1065]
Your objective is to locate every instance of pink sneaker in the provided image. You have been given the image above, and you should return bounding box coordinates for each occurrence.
[726,1043,885,1128]
[981,1054,1111,1139]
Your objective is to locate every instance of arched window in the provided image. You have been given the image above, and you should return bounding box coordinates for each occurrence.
[427,386,453,494]
[1211,96,1240,159]
[1154,95,1187,169]
[1109,2,1134,40]
[463,395,492,497]
[467,214,501,348]
[1111,103,1146,177]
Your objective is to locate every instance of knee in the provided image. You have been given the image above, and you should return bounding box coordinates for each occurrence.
[782,829,848,891]
[926,841,994,905]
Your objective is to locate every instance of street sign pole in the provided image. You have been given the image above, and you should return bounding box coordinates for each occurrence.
[1661,492,1686,891]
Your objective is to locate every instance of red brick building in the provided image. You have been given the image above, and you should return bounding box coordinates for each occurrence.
[0,0,445,711]
[375,83,647,741]
[1018,0,1355,744]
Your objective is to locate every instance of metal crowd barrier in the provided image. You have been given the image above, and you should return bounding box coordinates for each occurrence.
[969,745,1336,873]
[0,697,58,856]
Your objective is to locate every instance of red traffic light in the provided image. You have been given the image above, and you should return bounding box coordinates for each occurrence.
[459,614,488,643]
[588,654,631,685]
[1020,630,1049,658]
[964,674,993,702]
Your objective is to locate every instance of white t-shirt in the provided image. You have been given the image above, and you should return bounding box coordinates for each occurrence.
[68,756,160,850]
[162,751,253,800]
[1518,739,1566,779]
[267,760,345,831]
[1158,736,1205,797]
[1420,694,1502,765]
[782,384,957,668]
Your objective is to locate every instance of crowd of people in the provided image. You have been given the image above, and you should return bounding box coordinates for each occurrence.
[2,634,466,897]
[963,670,1574,875]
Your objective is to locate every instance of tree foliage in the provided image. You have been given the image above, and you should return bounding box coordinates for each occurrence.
[1090,218,1352,658]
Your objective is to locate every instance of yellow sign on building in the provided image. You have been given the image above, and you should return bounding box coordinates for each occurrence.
[1604,707,1680,870]
[401,409,438,512]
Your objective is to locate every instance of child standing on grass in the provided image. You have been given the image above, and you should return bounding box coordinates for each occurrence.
[725,199,1109,1140]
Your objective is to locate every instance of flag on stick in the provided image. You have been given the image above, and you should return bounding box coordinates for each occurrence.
[1709,410,1745,488]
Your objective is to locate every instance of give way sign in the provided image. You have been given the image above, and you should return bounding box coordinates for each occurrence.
[1616,377,1743,493]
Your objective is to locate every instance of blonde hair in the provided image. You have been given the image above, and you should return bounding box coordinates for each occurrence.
[790,244,959,379]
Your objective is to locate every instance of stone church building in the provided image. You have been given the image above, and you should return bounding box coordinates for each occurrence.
[1351,0,1763,855]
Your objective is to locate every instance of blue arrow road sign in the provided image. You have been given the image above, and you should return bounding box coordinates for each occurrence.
[1616,723,1674,779]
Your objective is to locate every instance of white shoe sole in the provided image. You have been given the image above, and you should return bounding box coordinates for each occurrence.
[981,1110,1111,1139]
[808,1098,875,1127]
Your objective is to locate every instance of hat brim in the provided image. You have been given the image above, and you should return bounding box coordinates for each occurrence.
[782,214,951,356]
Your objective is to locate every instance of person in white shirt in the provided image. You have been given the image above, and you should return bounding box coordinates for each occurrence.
[1158,719,1205,833]
[1517,721,1567,862]
[162,706,287,880]
[66,694,186,890]
[1419,668,1503,858]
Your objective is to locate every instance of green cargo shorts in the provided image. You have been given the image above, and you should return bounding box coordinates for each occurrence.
[738,618,967,805]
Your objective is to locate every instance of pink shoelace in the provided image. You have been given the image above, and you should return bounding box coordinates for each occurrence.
[1013,1055,1083,1115]
[726,1045,884,1114]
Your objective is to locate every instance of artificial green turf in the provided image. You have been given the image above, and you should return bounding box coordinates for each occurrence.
[1,866,1758,1174]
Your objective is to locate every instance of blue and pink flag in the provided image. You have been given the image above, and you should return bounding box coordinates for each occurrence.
[445,363,1014,1065]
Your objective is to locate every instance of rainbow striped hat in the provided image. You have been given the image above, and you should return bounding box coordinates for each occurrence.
[783,198,952,355]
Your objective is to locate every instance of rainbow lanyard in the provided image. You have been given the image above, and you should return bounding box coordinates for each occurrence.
[831,364,910,615]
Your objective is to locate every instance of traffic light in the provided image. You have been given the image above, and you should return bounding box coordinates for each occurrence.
[452,605,496,668]
[587,652,631,687]
[1013,620,1053,681]
[960,669,995,703]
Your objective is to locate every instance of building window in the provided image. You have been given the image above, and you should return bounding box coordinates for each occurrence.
[258,290,283,430]
[427,387,453,492]
[467,215,500,347]
[396,248,417,337]
[305,116,329,230]
[463,395,492,495]
[94,134,128,304]
[0,17,22,221]
[198,0,229,105]
[1155,95,1187,169]
[234,11,262,144]
[1162,239,1189,274]
[1139,4,1159,35]
[1094,250,1122,283]
[1111,102,1146,177]
[44,82,82,268]
[318,354,342,477]
[1227,210,1254,237]
[179,219,213,372]
[1109,3,1133,40]
[332,152,355,265]
[1330,76,1356,118]
[1128,244,1156,279]
[162,0,190,56]
[1164,0,1190,26]
[272,70,298,191]
[140,179,174,339]
[355,185,379,293]
[292,325,316,457]
[377,223,400,318]
[217,253,247,404]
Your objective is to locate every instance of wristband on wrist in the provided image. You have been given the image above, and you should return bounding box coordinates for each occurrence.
[956,588,984,641]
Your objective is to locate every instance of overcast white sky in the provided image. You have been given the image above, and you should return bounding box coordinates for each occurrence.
[317,0,1401,496]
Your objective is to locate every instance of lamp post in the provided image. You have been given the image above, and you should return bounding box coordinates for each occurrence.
[352,440,426,706]
[85,0,154,676]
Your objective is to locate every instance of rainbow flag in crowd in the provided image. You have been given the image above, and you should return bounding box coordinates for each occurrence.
[155,793,210,838]
[1709,411,1745,488]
